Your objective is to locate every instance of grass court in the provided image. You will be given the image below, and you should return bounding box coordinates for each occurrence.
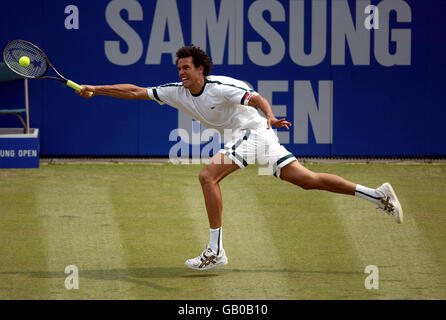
[1,162,445,299]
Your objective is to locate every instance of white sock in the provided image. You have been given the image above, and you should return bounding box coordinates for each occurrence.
[208,227,222,255]
[355,184,381,204]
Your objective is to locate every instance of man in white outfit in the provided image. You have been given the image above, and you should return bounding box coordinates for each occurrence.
[78,45,403,271]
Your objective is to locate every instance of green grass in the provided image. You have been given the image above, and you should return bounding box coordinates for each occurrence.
[1,162,446,299]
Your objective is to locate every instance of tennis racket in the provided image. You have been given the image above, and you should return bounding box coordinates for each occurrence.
[2,39,92,95]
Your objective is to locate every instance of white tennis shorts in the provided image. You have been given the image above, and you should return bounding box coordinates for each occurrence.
[218,127,296,179]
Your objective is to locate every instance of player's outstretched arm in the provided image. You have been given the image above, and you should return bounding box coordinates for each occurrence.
[78,84,151,100]
[248,94,292,130]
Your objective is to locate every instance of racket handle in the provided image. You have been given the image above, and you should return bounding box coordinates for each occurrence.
[67,80,93,96]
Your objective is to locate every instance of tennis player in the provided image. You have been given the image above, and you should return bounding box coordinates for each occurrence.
[78,45,403,271]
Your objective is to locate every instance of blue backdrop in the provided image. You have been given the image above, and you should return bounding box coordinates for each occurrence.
[0,0,444,157]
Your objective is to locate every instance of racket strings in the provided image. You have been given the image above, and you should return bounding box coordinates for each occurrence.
[3,40,47,78]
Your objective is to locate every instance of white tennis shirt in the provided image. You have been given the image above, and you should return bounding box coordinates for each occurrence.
[147,75,267,134]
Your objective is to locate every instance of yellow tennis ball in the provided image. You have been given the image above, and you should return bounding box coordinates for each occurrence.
[19,56,30,67]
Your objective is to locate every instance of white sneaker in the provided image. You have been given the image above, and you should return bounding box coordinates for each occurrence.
[376,182,403,223]
[185,247,228,271]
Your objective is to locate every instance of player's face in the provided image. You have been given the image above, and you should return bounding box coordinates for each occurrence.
[177,57,203,89]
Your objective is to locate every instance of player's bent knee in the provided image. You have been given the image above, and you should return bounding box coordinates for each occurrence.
[198,170,208,185]
[198,168,216,185]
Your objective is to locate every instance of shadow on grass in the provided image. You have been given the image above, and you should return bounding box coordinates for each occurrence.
[0,267,364,291]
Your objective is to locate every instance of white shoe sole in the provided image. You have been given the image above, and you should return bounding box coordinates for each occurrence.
[384,183,403,224]
[185,257,228,271]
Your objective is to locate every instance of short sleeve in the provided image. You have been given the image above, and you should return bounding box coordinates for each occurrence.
[147,83,182,106]
[221,84,258,106]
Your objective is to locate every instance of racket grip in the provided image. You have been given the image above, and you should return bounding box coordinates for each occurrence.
[67,80,93,96]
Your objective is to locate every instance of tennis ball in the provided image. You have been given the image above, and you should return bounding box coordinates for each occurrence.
[19,56,30,67]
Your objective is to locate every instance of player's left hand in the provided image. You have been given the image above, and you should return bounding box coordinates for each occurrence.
[268,117,292,130]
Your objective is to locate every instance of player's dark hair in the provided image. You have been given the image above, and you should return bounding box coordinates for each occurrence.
[176,45,213,77]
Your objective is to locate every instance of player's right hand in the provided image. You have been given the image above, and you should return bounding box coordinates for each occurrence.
[78,85,95,98]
